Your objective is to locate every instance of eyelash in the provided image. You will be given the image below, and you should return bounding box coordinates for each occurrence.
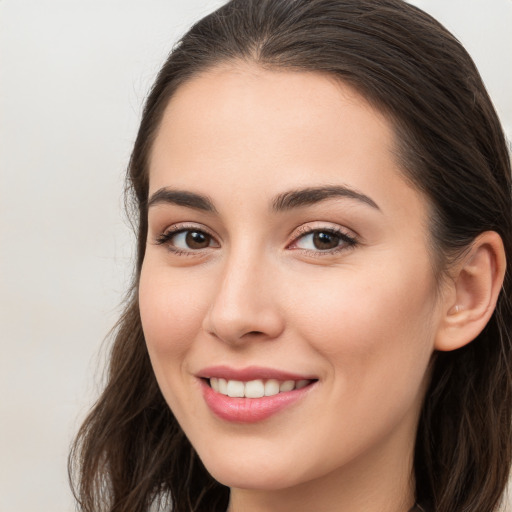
[290,226,358,256]
[155,224,217,257]
[155,224,358,257]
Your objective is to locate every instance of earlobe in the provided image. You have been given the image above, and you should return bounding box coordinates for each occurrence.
[435,231,506,352]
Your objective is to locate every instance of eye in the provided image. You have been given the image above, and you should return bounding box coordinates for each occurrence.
[291,227,357,253]
[173,230,212,250]
[156,227,219,252]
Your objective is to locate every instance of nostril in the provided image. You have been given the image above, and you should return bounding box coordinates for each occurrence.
[203,302,285,344]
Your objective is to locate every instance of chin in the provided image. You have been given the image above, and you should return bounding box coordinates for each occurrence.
[198,449,307,491]
[208,467,300,491]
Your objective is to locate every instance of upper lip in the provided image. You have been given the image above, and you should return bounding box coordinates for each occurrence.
[196,365,317,382]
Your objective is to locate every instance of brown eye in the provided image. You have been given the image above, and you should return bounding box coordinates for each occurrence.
[157,228,217,251]
[312,231,340,250]
[292,228,357,254]
[185,230,211,249]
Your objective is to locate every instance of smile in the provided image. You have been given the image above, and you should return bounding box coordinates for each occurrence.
[197,366,318,423]
[209,377,312,398]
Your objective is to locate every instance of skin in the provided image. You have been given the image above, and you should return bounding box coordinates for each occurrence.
[139,64,452,512]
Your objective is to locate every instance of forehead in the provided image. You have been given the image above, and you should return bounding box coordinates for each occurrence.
[148,64,428,231]
[156,63,388,135]
[150,64,394,183]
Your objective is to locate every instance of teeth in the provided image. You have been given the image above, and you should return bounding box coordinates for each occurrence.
[245,380,265,398]
[218,378,228,394]
[280,380,295,392]
[264,379,280,396]
[227,380,245,397]
[208,378,312,398]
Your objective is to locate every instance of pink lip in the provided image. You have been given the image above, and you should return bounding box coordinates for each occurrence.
[197,366,317,423]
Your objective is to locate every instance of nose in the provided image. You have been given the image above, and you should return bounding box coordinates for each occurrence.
[202,250,285,345]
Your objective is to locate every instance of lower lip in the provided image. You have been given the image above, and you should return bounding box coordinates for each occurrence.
[200,380,315,423]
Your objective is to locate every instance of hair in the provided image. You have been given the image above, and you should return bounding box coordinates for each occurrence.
[69,1,512,511]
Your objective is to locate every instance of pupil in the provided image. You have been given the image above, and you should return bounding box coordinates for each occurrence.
[313,231,339,250]
[186,231,210,249]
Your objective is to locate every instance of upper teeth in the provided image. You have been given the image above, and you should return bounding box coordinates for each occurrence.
[209,378,310,398]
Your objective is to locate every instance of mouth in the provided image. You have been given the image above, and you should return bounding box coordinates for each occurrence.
[197,366,318,423]
[206,377,315,398]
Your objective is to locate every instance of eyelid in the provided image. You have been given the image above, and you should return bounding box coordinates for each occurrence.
[153,221,358,257]
[155,223,220,251]
[287,223,359,254]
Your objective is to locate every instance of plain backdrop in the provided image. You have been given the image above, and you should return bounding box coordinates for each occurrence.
[1,1,511,511]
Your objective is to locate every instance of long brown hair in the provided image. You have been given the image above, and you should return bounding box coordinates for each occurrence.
[69,1,512,511]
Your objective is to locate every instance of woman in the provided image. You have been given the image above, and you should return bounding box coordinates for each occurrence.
[69,1,512,511]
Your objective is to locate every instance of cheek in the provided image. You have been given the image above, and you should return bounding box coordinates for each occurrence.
[283,259,437,464]
[289,255,437,383]
[138,262,215,422]
[138,262,208,359]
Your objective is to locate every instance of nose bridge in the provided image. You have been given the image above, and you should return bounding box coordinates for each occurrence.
[203,242,284,344]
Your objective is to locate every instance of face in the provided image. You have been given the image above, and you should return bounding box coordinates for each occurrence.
[139,64,444,493]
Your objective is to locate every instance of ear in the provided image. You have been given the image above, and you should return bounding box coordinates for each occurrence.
[435,231,506,352]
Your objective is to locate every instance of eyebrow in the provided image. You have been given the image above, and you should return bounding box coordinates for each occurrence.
[147,185,379,214]
[147,188,218,213]
[271,185,380,212]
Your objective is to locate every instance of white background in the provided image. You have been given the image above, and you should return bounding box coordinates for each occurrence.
[1,1,511,511]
